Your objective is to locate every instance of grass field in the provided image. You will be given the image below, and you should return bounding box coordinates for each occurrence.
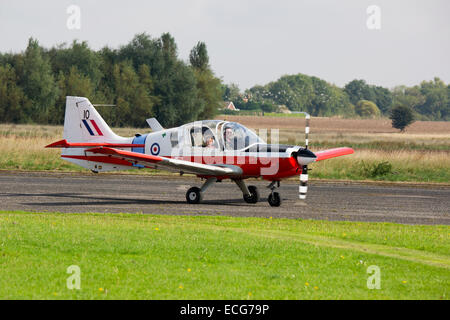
[0,211,448,299]
[0,118,449,182]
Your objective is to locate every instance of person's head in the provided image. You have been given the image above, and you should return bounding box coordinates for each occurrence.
[205,135,215,147]
[224,127,233,140]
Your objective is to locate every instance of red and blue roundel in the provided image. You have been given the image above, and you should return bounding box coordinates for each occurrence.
[150,143,160,155]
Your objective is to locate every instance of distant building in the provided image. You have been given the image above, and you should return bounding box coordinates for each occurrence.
[277,105,291,114]
[222,101,239,111]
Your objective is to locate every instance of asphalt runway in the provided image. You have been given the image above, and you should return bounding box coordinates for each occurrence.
[0,171,449,225]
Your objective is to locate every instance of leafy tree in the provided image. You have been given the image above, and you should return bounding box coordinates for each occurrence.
[0,64,30,123]
[189,42,222,119]
[251,74,354,116]
[48,41,102,88]
[392,86,425,111]
[390,104,415,132]
[260,102,277,112]
[20,38,58,123]
[118,33,160,72]
[355,100,380,118]
[222,83,241,102]
[51,66,95,124]
[344,79,375,105]
[416,78,449,120]
[118,33,201,127]
[372,86,392,114]
[267,74,314,112]
[112,61,155,127]
[189,42,209,71]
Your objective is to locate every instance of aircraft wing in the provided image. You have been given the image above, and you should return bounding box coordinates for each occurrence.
[314,147,354,161]
[87,147,243,177]
[45,139,144,148]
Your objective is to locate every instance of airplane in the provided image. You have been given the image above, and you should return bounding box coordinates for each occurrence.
[46,96,354,207]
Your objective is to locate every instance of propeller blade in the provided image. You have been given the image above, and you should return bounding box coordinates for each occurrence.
[305,113,310,149]
[296,112,312,200]
[299,165,308,200]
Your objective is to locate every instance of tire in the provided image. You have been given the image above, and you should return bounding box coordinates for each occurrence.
[268,192,281,207]
[186,187,202,204]
[243,185,260,204]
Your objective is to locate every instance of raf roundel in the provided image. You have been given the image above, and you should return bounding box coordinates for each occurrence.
[150,143,160,156]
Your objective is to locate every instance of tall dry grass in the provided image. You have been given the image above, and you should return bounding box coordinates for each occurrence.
[0,123,448,182]
[311,149,450,182]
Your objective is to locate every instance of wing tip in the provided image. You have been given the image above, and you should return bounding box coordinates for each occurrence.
[45,139,69,148]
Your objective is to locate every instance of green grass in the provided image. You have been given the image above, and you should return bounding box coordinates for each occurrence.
[0,211,448,299]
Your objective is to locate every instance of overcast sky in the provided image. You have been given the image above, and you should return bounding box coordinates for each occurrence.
[1,0,449,89]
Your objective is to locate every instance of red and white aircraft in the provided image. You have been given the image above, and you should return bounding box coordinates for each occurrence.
[46,96,354,206]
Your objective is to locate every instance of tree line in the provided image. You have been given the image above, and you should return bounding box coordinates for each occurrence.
[0,33,448,127]
[0,33,222,128]
[224,76,449,121]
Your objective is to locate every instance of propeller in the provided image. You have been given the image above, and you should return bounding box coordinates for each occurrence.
[295,113,316,200]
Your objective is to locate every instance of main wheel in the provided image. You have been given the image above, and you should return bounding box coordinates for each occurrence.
[243,185,260,204]
[186,187,202,204]
[268,192,281,207]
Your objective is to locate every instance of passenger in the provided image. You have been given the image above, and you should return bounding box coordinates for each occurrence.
[204,135,216,148]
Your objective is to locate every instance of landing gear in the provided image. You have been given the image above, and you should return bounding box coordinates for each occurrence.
[268,192,281,207]
[186,178,277,205]
[186,187,202,204]
[186,177,217,204]
[243,185,260,203]
[267,181,282,207]
[234,180,259,204]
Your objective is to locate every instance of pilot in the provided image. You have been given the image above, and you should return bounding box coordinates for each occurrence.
[224,127,234,148]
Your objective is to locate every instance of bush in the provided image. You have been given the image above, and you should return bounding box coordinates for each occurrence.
[355,100,380,118]
[360,160,392,178]
[219,109,240,115]
[390,104,415,132]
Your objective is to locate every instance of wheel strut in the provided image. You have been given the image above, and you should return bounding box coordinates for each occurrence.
[186,177,217,204]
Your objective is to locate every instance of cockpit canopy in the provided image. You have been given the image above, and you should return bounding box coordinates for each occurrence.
[179,120,265,151]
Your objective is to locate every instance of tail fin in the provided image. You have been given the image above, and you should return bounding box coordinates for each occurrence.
[58,97,132,172]
[63,96,120,142]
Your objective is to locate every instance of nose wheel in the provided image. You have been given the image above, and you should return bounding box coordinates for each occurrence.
[267,181,282,207]
[268,192,281,207]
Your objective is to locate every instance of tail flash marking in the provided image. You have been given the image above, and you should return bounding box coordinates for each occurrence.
[82,119,95,136]
[82,119,104,136]
[90,119,103,136]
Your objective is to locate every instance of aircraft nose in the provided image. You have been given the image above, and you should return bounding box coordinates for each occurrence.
[296,148,317,166]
